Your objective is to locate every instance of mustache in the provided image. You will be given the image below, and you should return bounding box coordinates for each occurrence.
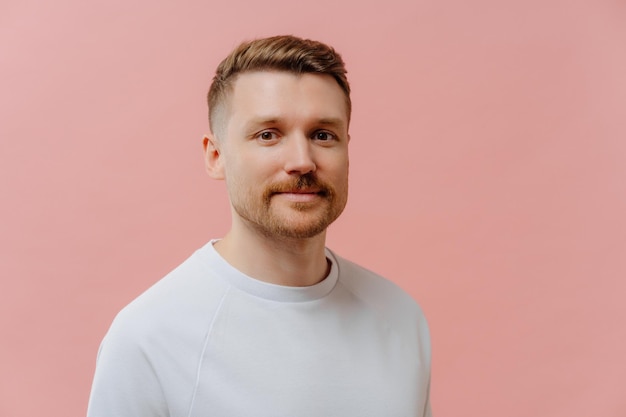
[266,174,331,196]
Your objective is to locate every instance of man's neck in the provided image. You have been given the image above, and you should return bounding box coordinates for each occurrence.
[214,226,330,287]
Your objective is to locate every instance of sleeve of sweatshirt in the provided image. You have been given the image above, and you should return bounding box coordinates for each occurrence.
[86,318,169,417]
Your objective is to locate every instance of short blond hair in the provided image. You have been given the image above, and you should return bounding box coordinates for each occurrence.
[207,35,351,135]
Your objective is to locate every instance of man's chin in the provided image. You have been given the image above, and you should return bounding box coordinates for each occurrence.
[235,201,344,239]
[270,217,328,239]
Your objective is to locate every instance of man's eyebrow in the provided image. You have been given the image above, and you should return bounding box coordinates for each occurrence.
[243,117,280,131]
[316,118,346,129]
[244,117,347,130]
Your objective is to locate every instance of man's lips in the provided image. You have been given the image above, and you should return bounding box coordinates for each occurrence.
[272,189,326,202]
[277,189,321,194]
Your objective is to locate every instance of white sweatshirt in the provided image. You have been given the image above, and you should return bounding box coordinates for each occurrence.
[87,241,432,417]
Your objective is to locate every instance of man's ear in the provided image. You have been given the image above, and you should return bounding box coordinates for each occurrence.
[203,134,225,180]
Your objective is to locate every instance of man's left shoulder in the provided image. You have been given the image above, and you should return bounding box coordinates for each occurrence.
[331,251,427,319]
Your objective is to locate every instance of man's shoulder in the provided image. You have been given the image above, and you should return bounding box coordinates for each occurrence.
[104,243,228,343]
[331,251,426,319]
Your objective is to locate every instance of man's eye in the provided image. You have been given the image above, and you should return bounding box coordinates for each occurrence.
[258,131,276,140]
[313,131,335,141]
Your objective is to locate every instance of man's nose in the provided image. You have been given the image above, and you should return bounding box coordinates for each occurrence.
[283,135,316,175]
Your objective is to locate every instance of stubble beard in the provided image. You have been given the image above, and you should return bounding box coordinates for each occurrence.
[233,174,348,240]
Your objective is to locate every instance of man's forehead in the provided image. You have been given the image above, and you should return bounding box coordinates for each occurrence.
[228,71,349,115]
[211,70,350,138]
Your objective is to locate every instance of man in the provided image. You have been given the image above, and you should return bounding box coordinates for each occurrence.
[87,35,432,417]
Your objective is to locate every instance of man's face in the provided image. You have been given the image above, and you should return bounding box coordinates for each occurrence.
[209,71,350,239]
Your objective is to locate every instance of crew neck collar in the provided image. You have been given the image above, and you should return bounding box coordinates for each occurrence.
[198,240,339,303]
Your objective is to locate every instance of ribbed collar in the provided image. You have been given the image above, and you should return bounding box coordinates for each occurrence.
[197,240,339,303]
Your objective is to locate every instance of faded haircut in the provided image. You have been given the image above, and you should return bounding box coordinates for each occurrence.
[207,35,351,137]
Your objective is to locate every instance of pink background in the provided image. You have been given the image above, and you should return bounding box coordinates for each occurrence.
[2,0,625,416]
